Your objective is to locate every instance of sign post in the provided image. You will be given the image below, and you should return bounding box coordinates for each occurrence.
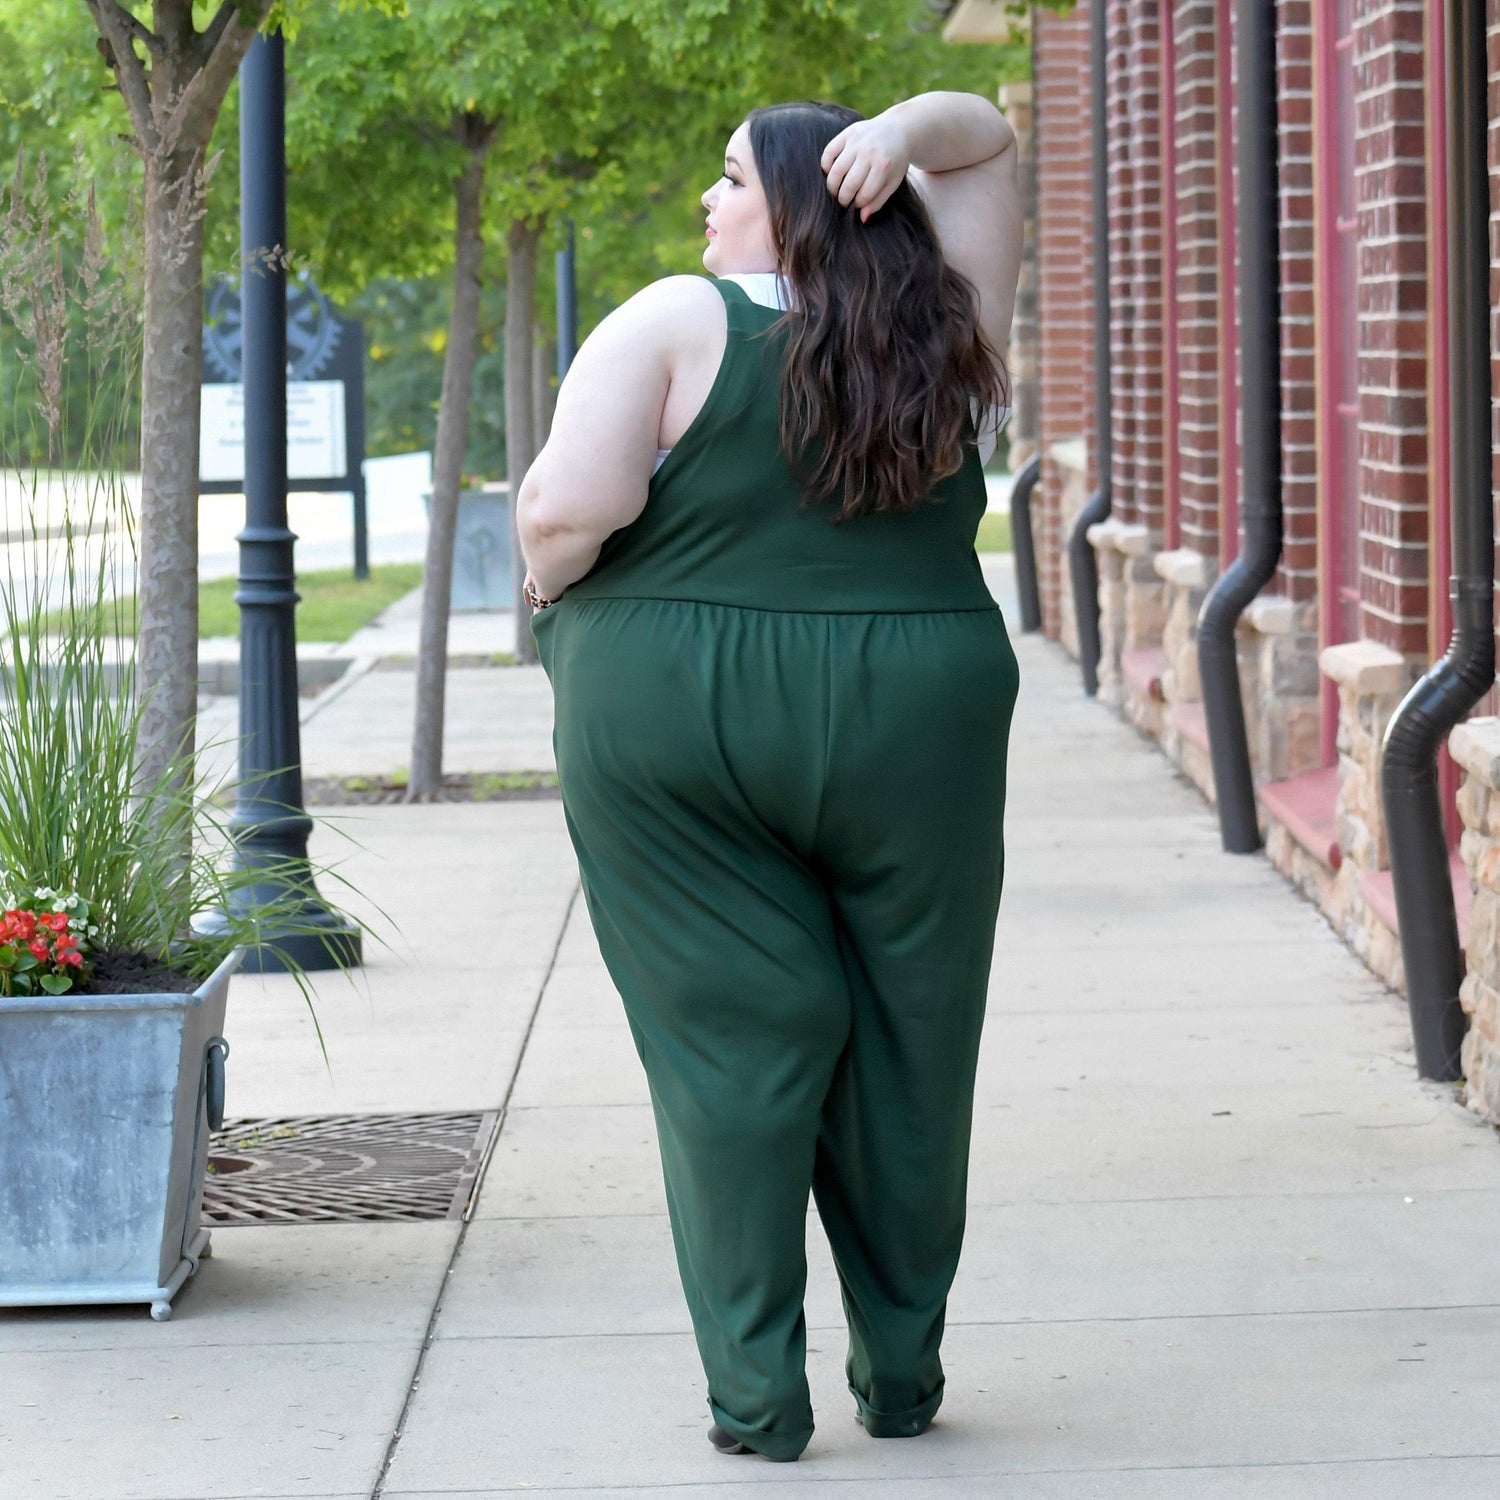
[202,276,370,581]
[556,219,577,380]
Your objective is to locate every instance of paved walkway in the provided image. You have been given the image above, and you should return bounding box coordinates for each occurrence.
[7,559,1500,1498]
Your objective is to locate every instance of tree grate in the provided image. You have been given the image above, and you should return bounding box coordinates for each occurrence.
[202,1112,501,1225]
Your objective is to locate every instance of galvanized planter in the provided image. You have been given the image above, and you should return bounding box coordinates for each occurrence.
[0,949,242,1320]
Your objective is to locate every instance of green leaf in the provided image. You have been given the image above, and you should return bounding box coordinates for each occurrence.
[37,973,73,995]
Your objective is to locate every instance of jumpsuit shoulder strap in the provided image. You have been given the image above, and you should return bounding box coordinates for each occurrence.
[709,275,783,338]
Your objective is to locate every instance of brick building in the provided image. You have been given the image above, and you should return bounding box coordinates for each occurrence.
[946,1,1500,1119]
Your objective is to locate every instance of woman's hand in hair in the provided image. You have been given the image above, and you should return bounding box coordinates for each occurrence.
[820,116,911,223]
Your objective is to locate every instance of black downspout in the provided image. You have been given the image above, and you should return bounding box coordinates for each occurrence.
[1010,455,1044,632]
[1197,0,1284,853]
[1380,0,1492,1083]
[1068,0,1112,694]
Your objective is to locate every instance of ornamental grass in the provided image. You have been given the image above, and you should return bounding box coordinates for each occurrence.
[0,151,375,1034]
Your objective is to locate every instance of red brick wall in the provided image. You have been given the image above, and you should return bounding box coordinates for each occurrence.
[1277,0,1318,609]
[1353,0,1432,656]
[1171,0,1224,561]
[1035,1,1096,639]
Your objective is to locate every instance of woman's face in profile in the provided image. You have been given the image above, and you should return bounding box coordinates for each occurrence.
[700,121,777,275]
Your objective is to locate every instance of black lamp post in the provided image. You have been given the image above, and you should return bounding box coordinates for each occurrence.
[556,219,577,380]
[220,29,360,972]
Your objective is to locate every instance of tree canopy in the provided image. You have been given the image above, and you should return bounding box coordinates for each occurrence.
[0,0,1028,476]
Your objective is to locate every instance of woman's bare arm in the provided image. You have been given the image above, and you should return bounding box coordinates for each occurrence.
[821,91,1023,363]
[516,275,717,600]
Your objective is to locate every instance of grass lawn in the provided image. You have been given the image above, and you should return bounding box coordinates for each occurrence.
[38,563,424,642]
[975,511,1012,552]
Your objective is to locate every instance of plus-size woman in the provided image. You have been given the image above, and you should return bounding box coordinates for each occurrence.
[518,91,1023,1463]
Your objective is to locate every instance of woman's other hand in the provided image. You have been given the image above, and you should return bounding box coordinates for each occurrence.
[820,117,910,223]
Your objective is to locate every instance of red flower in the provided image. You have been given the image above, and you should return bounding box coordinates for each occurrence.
[27,938,49,961]
[4,910,36,939]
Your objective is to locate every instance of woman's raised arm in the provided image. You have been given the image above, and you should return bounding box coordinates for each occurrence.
[820,91,1023,365]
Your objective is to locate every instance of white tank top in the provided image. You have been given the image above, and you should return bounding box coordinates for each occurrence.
[653,271,1011,474]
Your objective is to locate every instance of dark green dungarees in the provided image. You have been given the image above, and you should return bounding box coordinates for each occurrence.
[532,277,1019,1460]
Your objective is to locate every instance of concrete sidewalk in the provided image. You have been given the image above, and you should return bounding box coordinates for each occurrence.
[6,557,1500,1498]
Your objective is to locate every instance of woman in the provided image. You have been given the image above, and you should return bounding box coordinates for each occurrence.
[518,91,1023,1463]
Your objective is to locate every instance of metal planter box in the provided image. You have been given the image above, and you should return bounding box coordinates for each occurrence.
[0,949,242,1320]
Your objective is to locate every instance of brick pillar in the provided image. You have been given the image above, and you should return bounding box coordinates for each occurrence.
[1170,1,1223,563]
[1277,0,1319,618]
[1087,3,1171,709]
[1126,3,1166,546]
[1353,0,1432,659]
[1153,2,1224,715]
[1035,2,1096,641]
[1106,0,1137,526]
[1228,3,1333,784]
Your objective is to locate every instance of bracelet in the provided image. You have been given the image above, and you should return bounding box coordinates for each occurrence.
[524,579,557,611]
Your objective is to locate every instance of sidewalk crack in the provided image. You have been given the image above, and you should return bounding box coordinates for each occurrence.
[369,881,581,1500]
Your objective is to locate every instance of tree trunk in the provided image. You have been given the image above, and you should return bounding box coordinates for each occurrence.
[408,148,488,800]
[134,155,207,806]
[532,334,554,450]
[81,0,273,856]
[506,219,542,665]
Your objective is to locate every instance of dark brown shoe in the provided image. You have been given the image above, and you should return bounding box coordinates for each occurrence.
[707,1422,799,1461]
[707,1422,751,1455]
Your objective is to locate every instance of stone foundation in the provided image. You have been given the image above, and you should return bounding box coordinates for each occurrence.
[1153,549,1209,706]
[1322,641,1410,874]
[1450,718,1500,1126]
[1235,596,1322,785]
[1283,641,1419,993]
[1084,518,1165,731]
[1152,549,1214,799]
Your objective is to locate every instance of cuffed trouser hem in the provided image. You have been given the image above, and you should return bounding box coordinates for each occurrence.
[850,1379,944,1438]
[707,1397,812,1461]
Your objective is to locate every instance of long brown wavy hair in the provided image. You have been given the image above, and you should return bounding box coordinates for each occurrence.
[746,100,1007,520]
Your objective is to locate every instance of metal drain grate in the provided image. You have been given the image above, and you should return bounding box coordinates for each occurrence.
[202,1112,501,1225]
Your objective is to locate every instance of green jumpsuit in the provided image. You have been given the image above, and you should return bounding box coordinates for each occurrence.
[531,277,1019,1461]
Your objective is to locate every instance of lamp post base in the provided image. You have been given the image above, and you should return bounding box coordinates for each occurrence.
[239,913,362,974]
[197,882,363,973]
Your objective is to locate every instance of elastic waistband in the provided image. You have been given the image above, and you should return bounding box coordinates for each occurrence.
[556,593,1002,619]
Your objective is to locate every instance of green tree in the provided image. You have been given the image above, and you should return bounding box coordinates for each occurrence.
[76,0,286,811]
[0,1,404,839]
